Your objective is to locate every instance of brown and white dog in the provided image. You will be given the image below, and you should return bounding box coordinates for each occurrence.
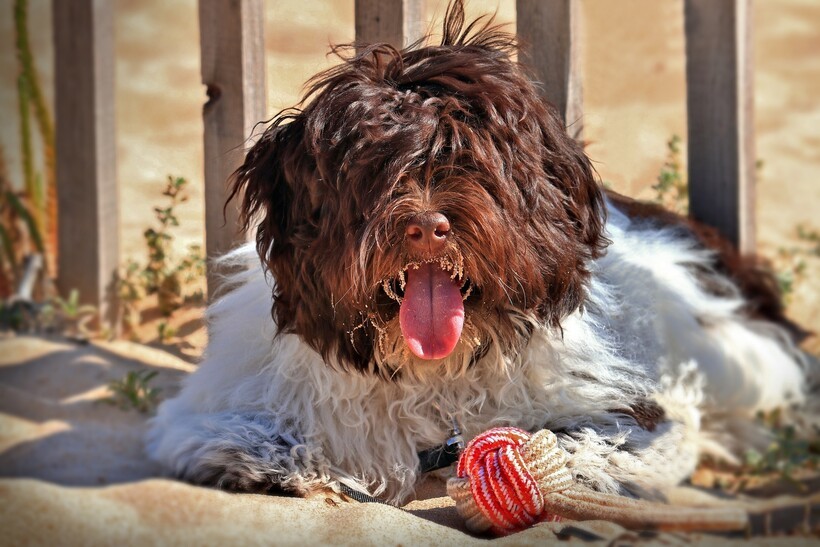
[148,2,811,504]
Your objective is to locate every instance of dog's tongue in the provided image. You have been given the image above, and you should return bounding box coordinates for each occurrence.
[399,263,464,360]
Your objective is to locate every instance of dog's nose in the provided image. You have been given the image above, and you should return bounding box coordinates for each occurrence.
[405,212,451,253]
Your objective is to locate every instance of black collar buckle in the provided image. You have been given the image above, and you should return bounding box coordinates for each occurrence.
[417,421,464,474]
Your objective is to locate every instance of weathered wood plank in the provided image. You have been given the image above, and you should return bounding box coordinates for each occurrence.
[685,0,756,253]
[516,0,583,138]
[53,0,119,325]
[355,0,425,48]
[199,0,267,296]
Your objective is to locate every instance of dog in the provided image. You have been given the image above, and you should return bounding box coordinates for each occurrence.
[148,2,811,506]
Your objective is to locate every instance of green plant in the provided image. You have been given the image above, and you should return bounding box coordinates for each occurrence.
[117,258,144,339]
[102,370,162,413]
[40,288,97,338]
[157,321,177,344]
[796,224,820,256]
[0,300,29,331]
[14,0,56,261]
[142,176,186,307]
[142,176,205,315]
[0,0,54,305]
[651,135,688,213]
[738,408,820,490]
[775,223,818,303]
[118,176,205,334]
[0,145,44,300]
[52,289,95,321]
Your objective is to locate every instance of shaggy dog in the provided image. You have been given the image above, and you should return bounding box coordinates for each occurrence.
[148,3,810,506]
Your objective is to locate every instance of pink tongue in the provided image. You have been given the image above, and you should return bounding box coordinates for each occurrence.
[399,263,465,360]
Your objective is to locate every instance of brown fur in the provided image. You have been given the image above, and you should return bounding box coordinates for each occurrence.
[229,2,606,373]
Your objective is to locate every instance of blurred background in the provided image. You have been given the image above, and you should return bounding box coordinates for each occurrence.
[0,0,817,353]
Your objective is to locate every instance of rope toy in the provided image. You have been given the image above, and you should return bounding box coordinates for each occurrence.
[447,427,750,536]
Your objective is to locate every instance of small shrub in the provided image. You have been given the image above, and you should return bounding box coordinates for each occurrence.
[142,176,204,316]
[0,299,30,331]
[156,321,177,344]
[13,0,56,271]
[775,223,818,303]
[117,176,206,339]
[39,288,97,339]
[102,369,162,413]
[0,146,46,300]
[796,224,820,256]
[738,408,820,490]
[117,259,143,338]
[651,135,688,213]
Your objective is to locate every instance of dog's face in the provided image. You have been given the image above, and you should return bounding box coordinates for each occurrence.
[231,5,606,377]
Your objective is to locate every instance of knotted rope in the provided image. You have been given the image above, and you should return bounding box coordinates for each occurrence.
[447,427,749,536]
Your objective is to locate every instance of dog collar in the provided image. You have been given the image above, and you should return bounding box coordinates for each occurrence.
[339,419,465,504]
[417,419,465,474]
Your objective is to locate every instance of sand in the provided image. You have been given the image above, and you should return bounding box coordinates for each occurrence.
[1,0,819,544]
[2,335,819,546]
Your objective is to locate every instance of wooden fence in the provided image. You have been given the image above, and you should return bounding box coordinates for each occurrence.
[53,0,756,322]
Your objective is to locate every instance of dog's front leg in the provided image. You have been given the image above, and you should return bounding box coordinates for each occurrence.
[147,410,333,496]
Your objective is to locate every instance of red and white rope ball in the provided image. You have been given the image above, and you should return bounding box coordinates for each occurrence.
[447,427,574,535]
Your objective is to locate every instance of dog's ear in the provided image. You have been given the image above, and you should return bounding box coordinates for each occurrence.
[229,116,301,260]
[228,116,372,370]
[545,115,607,258]
[227,115,311,335]
[530,105,608,326]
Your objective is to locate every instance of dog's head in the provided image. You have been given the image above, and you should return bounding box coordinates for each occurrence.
[230,2,606,377]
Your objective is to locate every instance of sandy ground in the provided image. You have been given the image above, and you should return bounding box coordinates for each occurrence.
[2,335,820,546]
[1,0,819,544]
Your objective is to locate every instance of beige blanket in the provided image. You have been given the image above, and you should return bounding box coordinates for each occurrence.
[1,336,816,546]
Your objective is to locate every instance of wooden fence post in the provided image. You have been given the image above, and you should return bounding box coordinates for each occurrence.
[355,0,425,48]
[516,0,583,139]
[199,0,267,297]
[53,0,119,325]
[685,0,756,253]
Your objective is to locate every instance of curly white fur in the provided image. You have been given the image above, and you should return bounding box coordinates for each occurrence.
[147,199,808,504]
